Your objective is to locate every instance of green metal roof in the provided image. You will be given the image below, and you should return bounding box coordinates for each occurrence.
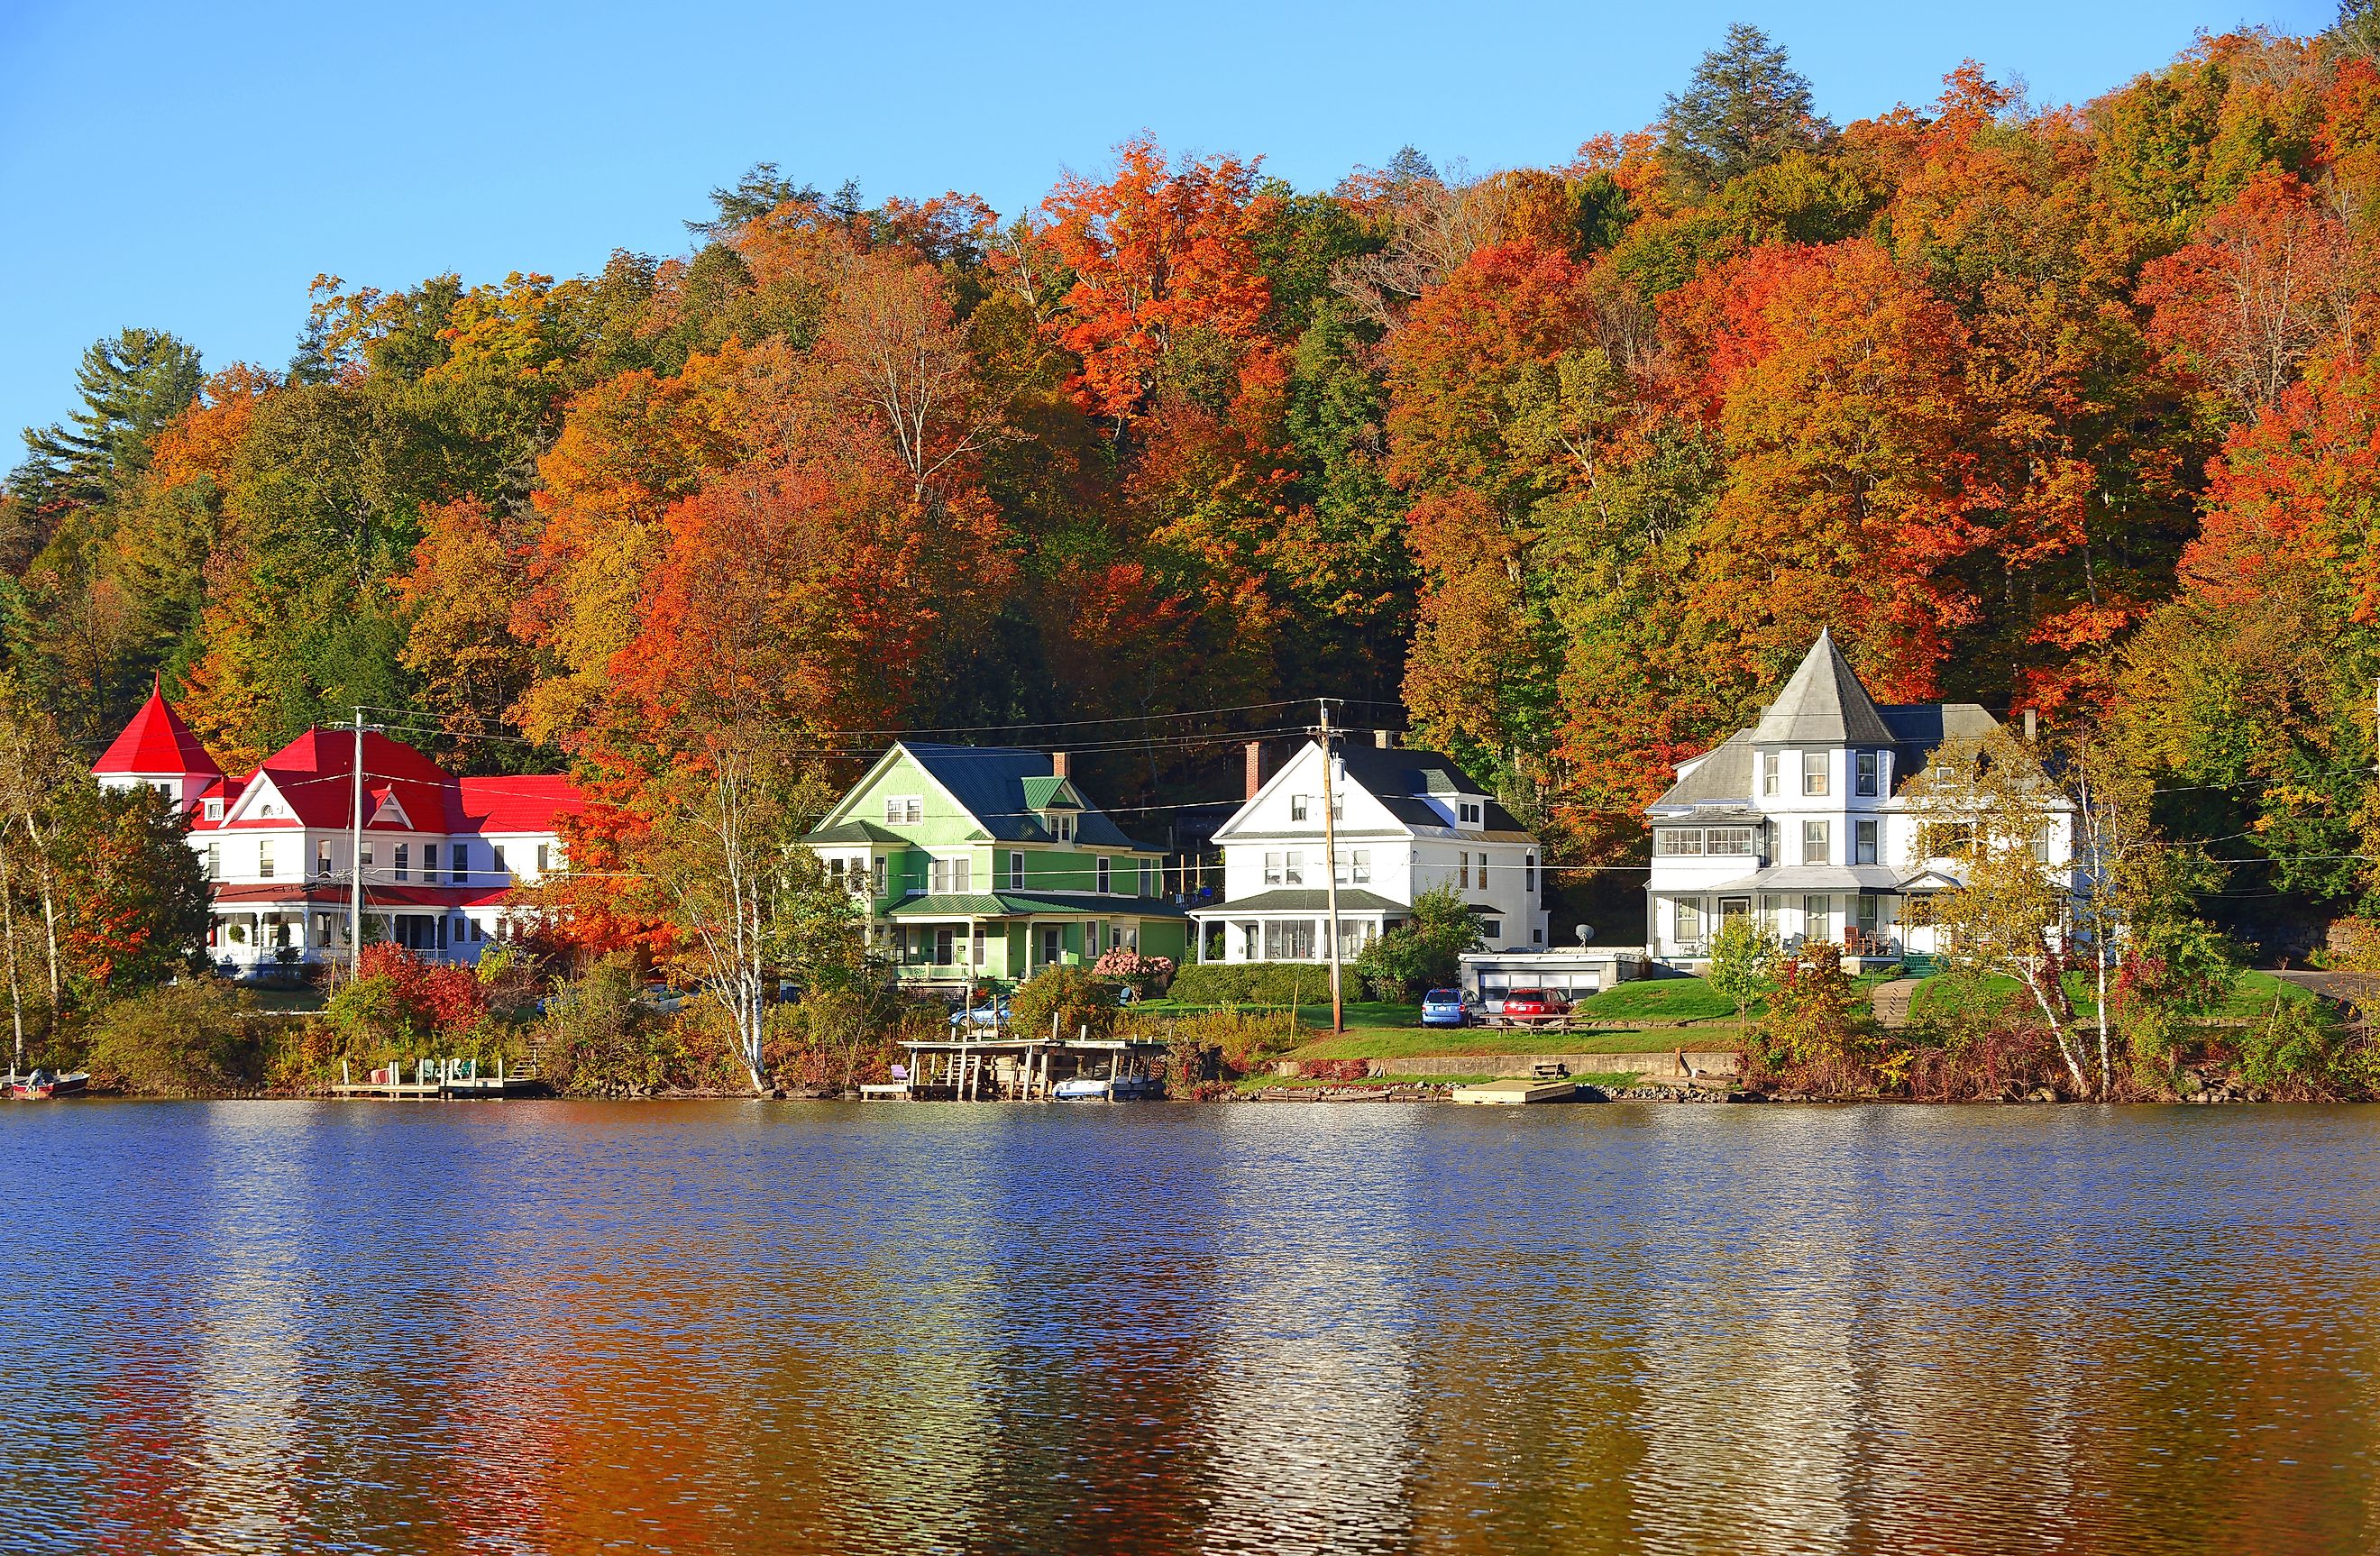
[1019,774,1085,810]
[885,890,1189,920]
[1187,888,1404,915]
[801,819,905,845]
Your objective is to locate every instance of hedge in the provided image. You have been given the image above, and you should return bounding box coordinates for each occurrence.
[1164,962,1343,1006]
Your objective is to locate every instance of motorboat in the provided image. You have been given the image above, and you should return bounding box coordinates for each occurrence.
[5,1069,89,1100]
[1053,1060,1164,1102]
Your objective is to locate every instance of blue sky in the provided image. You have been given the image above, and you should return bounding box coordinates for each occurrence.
[0,0,2333,454]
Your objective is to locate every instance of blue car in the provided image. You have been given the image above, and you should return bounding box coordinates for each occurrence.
[1420,988,1470,1028]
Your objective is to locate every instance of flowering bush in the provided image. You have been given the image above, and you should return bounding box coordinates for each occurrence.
[1091,947,1174,992]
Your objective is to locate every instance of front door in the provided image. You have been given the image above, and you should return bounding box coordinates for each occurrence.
[1719,896,1751,920]
[1041,926,1062,967]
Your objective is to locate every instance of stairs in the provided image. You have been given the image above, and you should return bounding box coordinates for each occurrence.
[1900,952,1941,978]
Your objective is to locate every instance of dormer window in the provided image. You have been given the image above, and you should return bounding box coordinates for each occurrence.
[1044,811,1075,843]
[203,799,224,822]
[1458,801,1482,827]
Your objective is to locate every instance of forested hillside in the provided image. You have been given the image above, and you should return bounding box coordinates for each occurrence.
[12,18,2380,948]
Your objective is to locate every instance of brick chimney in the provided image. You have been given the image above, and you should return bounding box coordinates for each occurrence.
[1050,750,1069,779]
[1376,729,1395,749]
[1244,740,1265,801]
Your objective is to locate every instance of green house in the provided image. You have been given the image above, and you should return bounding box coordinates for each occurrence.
[802,742,1188,992]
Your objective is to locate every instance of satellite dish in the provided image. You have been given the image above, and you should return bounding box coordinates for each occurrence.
[1574,923,1594,946]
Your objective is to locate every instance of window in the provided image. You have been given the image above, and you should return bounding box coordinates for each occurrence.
[471,919,482,943]
[205,843,220,880]
[1139,859,1155,897]
[1459,801,1482,826]
[1330,792,1342,820]
[1801,820,1830,865]
[972,928,987,966]
[1759,892,1782,929]
[1479,920,1501,943]
[1010,851,1026,890]
[1855,750,1881,798]
[1458,851,1470,890]
[1264,851,1284,886]
[1675,897,1705,946]
[1856,894,1881,935]
[931,858,949,893]
[316,839,333,877]
[536,844,550,874]
[1802,750,1829,796]
[1291,794,1310,821]
[1854,819,1879,865]
[203,799,223,821]
[1043,810,1075,842]
[1804,894,1830,937]
[1096,856,1112,893]
[360,842,374,871]
[394,844,409,882]
[259,841,276,880]
[1475,854,1488,890]
[425,843,439,882]
[1762,752,1781,796]
[1335,848,1370,885]
[2033,826,2055,865]
[932,928,955,966]
[1284,850,1304,886]
[929,857,973,893]
[871,856,886,895]
[884,796,923,825]
[1654,829,1706,857]
[1264,920,1316,959]
[1524,853,1536,892]
[490,844,505,874]
[452,842,469,881]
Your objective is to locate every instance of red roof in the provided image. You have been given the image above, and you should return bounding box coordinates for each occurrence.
[455,774,584,833]
[92,680,222,778]
[180,727,581,840]
[209,882,521,909]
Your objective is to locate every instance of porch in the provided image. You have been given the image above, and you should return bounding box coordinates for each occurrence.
[1189,888,1400,965]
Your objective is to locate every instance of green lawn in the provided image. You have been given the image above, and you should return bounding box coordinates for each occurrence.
[1130,998,1420,1030]
[1570,976,1740,1022]
[1285,1024,1738,1062]
[1905,967,2316,1024]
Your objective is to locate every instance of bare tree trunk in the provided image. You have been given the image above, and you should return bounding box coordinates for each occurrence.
[0,836,22,1073]
[20,812,59,1020]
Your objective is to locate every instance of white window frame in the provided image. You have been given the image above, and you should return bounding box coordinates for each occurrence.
[1009,850,1025,890]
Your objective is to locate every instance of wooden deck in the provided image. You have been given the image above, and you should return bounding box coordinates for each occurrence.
[1449,1076,1584,1105]
[329,1057,541,1100]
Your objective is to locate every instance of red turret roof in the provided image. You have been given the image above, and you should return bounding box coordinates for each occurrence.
[92,679,223,779]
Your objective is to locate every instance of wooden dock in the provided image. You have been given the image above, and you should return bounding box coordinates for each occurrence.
[329,1056,541,1100]
[1449,1076,1584,1105]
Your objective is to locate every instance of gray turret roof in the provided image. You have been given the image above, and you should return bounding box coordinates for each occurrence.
[1748,627,1899,746]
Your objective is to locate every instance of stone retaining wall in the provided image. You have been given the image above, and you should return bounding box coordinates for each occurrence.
[1362,1050,1740,1080]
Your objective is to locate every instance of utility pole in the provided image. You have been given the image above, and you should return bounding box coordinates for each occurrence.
[348,709,366,975]
[1319,699,1344,1035]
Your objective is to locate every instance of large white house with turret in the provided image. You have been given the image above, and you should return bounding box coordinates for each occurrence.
[1643,630,2076,968]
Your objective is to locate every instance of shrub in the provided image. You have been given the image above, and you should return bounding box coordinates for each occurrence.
[316,944,490,1059]
[1121,1006,1300,1075]
[536,954,667,1095]
[2237,999,2375,1100]
[1351,885,1482,1001]
[1011,964,1116,1042]
[1166,961,1332,1005]
[87,981,267,1094]
[1762,943,1874,1069]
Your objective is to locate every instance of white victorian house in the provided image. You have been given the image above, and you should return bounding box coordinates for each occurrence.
[1643,629,2074,968]
[92,682,582,973]
[1194,736,1550,963]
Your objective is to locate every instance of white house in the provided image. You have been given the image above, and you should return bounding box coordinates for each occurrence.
[1643,629,2075,968]
[1193,736,1550,963]
[92,682,581,974]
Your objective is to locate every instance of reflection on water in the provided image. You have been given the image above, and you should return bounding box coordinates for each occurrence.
[5,1101,2380,1553]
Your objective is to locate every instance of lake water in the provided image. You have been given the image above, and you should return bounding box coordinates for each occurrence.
[5,1100,2378,1554]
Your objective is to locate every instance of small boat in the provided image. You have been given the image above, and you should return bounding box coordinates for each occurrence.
[1053,1067,1164,1102]
[5,1069,89,1100]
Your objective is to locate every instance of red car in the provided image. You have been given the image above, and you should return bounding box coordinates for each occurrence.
[1497,988,1570,1024]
